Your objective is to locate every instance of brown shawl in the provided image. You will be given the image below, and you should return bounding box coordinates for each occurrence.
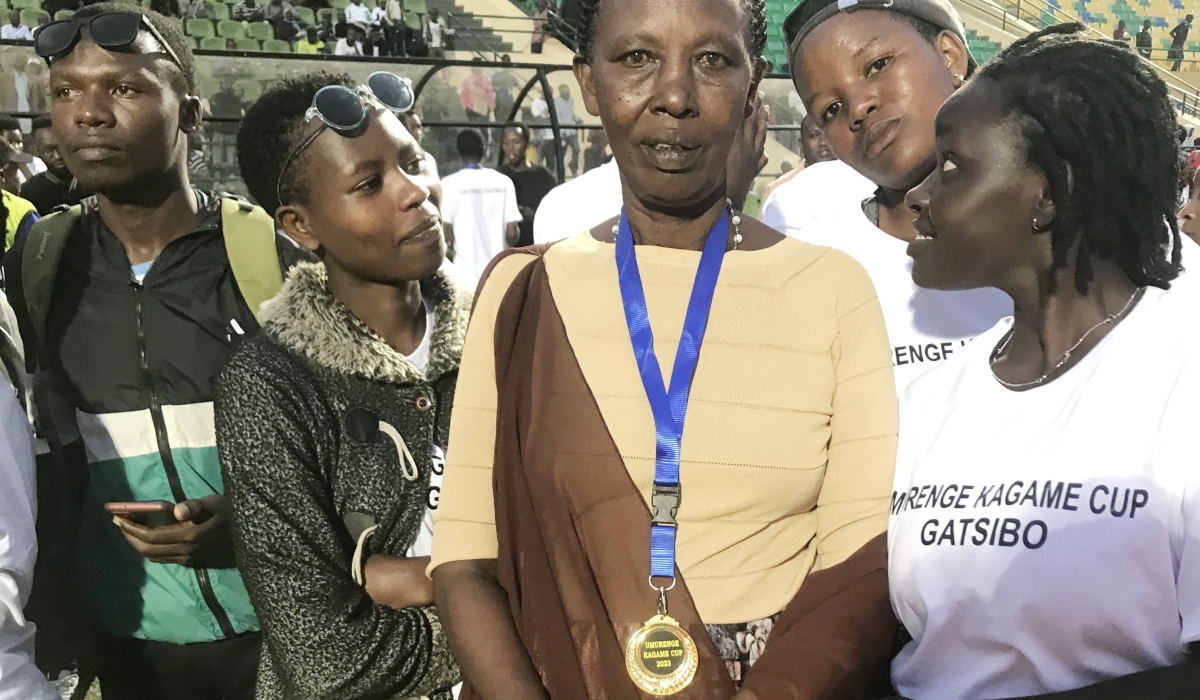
[464,248,896,700]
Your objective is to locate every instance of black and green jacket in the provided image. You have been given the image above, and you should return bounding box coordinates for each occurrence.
[3,192,310,645]
[215,261,467,700]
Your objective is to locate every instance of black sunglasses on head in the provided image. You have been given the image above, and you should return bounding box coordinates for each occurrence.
[34,12,184,71]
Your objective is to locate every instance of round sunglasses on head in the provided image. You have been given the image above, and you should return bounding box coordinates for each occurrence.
[34,12,184,70]
[275,72,417,208]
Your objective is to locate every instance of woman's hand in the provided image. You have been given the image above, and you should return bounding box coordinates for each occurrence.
[362,555,434,609]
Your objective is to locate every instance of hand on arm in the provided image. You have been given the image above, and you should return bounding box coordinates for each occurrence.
[363,555,434,609]
[433,559,550,700]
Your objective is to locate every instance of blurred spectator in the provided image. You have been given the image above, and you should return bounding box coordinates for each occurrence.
[208,77,243,179]
[334,22,365,54]
[499,123,556,247]
[531,0,548,53]
[1113,18,1131,42]
[424,8,449,58]
[232,0,265,22]
[0,11,33,41]
[178,0,207,19]
[149,0,179,17]
[799,112,834,165]
[317,13,335,41]
[1,59,50,133]
[263,0,301,40]
[1170,14,1191,71]
[295,25,324,53]
[383,0,406,55]
[344,0,371,25]
[440,129,520,288]
[42,0,81,20]
[460,61,495,123]
[582,129,607,172]
[530,94,553,166]
[493,55,518,122]
[21,117,85,216]
[0,139,39,245]
[400,111,439,177]
[364,24,388,55]
[0,115,46,187]
[369,0,385,25]
[553,84,579,176]
[1137,19,1153,58]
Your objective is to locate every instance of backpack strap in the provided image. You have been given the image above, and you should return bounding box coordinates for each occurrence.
[21,205,81,352]
[220,197,283,322]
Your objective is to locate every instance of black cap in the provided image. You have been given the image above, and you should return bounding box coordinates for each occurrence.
[784,0,976,69]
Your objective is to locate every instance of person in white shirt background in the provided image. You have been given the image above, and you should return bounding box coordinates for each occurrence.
[439,129,520,290]
[343,0,372,27]
[334,22,366,55]
[424,9,450,58]
[886,25,1200,700]
[768,0,1012,396]
[0,115,46,188]
[0,11,33,41]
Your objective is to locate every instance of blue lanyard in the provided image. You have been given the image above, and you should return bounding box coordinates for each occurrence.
[615,208,729,583]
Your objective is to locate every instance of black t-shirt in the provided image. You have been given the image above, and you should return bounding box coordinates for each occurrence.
[21,171,83,216]
[499,162,557,247]
[1172,21,1190,47]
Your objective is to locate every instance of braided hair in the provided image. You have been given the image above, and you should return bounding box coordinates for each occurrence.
[974,23,1181,292]
[236,72,355,216]
[576,0,766,65]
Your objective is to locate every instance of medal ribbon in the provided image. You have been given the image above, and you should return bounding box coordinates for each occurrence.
[615,208,729,583]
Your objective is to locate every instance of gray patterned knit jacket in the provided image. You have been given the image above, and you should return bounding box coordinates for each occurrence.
[215,261,469,700]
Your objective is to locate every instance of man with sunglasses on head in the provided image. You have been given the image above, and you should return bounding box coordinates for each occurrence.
[2,5,309,699]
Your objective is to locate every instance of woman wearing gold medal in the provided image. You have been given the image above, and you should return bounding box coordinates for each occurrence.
[429,0,900,695]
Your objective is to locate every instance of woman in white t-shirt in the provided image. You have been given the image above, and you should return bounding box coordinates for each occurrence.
[889,25,1200,700]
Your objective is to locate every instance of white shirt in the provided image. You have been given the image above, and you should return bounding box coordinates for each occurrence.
[369,6,385,23]
[0,385,57,700]
[333,38,363,55]
[761,160,1012,394]
[426,17,448,47]
[401,301,440,558]
[532,158,621,244]
[440,166,521,290]
[343,2,372,25]
[889,281,1200,700]
[0,24,32,41]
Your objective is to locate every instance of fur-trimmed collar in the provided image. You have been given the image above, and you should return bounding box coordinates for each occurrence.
[259,261,472,385]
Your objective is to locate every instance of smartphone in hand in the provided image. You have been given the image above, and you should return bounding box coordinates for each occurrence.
[105,500,178,528]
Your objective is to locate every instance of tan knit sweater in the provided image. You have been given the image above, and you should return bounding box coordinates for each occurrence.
[431,232,897,624]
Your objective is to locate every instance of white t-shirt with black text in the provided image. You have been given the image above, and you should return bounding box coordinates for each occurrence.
[440,165,521,290]
[760,160,1012,394]
[403,301,441,558]
[888,281,1200,699]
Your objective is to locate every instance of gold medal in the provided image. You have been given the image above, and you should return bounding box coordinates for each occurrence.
[625,613,698,696]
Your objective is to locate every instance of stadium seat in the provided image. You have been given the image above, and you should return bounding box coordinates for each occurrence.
[316,7,338,23]
[208,2,231,20]
[263,39,291,52]
[247,21,273,41]
[20,8,47,26]
[199,36,226,50]
[294,6,315,24]
[329,0,350,9]
[9,0,38,8]
[187,18,216,38]
[235,38,260,51]
[235,79,263,102]
[217,19,244,38]
[53,9,74,19]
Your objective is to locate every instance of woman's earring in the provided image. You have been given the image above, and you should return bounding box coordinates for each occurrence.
[952,73,965,88]
[1032,218,1049,233]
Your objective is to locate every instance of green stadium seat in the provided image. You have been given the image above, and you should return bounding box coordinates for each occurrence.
[217,19,244,38]
[199,36,227,49]
[365,0,377,7]
[207,2,230,20]
[329,0,350,8]
[294,6,314,24]
[235,79,262,102]
[53,9,74,19]
[316,7,337,23]
[247,21,273,41]
[20,8,47,26]
[235,38,260,51]
[9,0,39,8]
[263,38,291,52]
[187,18,216,38]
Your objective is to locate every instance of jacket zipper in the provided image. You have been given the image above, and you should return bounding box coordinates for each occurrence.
[135,283,237,639]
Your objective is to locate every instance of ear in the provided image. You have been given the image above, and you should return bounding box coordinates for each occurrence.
[178,94,203,134]
[746,57,768,118]
[936,30,971,82]
[573,57,601,118]
[277,204,322,254]
[1031,181,1057,234]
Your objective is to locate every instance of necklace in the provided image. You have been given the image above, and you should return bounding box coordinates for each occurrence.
[611,199,743,250]
[989,287,1143,389]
